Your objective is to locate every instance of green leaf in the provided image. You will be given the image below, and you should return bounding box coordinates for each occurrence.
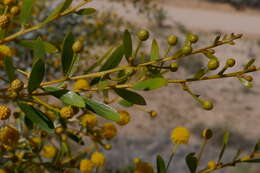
[84,98,120,121]
[66,131,84,145]
[3,57,16,82]
[156,155,166,173]
[34,37,45,60]
[44,87,85,108]
[123,30,132,60]
[203,53,218,60]
[18,102,54,133]
[43,0,72,24]
[185,153,198,173]
[28,58,45,93]
[244,159,260,163]
[114,88,146,105]
[150,39,159,61]
[75,8,96,15]
[20,0,34,24]
[17,40,58,53]
[67,54,80,77]
[61,32,75,76]
[100,44,124,71]
[118,99,134,107]
[238,78,253,88]
[218,131,229,163]
[132,77,168,91]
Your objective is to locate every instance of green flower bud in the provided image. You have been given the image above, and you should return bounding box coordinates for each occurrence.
[167,35,178,46]
[181,46,192,55]
[207,59,219,70]
[137,29,149,41]
[226,58,236,67]
[72,40,84,53]
[188,33,199,43]
[202,128,213,139]
[170,62,179,72]
[243,75,253,82]
[201,101,214,111]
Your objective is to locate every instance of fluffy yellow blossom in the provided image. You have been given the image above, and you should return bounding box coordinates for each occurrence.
[0,125,19,146]
[0,45,12,58]
[80,114,97,128]
[116,110,131,126]
[80,159,94,173]
[73,79,90,90]
[91,152,106,167]
[207,161,217,170]
[60,106,75,119]
[135,162,154,173]
[42,145,57,159]
[171,126,190,145]
[102,122,117,140]
[0,105,11,120]
[10,79,24,91]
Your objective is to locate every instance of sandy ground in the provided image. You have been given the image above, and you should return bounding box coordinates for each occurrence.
[78,0,260,172]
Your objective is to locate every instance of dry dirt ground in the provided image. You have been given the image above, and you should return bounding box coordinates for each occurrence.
[83,0,260,172]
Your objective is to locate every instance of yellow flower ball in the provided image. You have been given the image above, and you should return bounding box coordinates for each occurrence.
[3,0,15,5]
[10,79,24,91]
[171,126,190,145]
[31,137,42,147]
[73,79,90,90]
[0,125,19,146]
[0,105,11,120]
[42,145,57,159]
[60,106,75,119]
[0,45,12,58]
[116,110,131,126]
[102,122,117,140]
[80,114,97,128]
[135,162,154,173]
[80,159,94,173]
[91,152,106,167]
[207,161,217,170]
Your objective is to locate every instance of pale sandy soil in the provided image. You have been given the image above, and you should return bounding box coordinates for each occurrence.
[81,0,260,172]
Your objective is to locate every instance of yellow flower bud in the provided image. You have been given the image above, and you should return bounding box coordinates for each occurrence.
[80,159,94,173]
[60,106,75,119]
[202,128,213,140]
[73,79,90,90]
[42,145,57,159]
[0,105,11,120]
[207,161,217,170]
[0,15,10,28]
[72,40,84,53]
[91,152,106,167]
[116,110,131,126]
[0,45,12,58]
[0,125,19,146]
[101,122,117,140]
[171,126,190,145]
[10,79,24,91]
[10,6,20,16]
[3,0,15,5]
[80,113,97,128]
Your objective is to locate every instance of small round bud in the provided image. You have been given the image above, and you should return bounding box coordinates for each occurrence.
[117,110,131,126]
[0,106,11,120]
[201,101,214,111]
[202,129,213,139]
[3,0,15,5]
[207,59,219,70]
[72,40,84,53]
[181,46,192,55]
[7,90,18,99]
[207,161,217,170]
[104,144,112,150]
[0,15,10,28]
[188,34,199,43]
[167,35,178,46]
[61,135,67,141]
[226,58,236,67]
[55,127,64,135]
[137,29,149,41]
[248,65,257,71]
[10,6,20,16]
[60,106,75,119]
[169,62,179,72]
[149,110,157,118]
[10,79,24,91]
[243,75,253,82]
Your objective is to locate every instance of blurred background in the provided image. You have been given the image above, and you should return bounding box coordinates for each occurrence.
[32,0,260,172]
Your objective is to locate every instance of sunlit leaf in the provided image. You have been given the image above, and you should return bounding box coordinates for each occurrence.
[151,39,159,61]
[123,29,132,60]
[132,77,168,91]
[61,32,75,76]
[20,0,34,24]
